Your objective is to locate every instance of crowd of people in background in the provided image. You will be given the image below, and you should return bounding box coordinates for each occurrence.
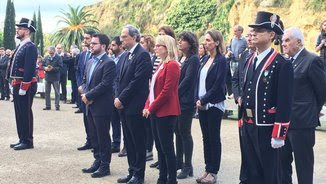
[1,11,326,184]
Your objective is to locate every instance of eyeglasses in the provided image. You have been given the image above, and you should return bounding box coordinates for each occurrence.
[155,44,166,48]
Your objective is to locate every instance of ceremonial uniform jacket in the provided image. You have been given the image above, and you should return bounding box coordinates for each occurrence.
[240,48,294,140]
[7,39,38,91]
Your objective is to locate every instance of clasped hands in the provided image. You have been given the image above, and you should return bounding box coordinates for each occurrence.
[78,86,93,105]
[114,98,123,109]
[196,100,206,110]
[44,65,53,72]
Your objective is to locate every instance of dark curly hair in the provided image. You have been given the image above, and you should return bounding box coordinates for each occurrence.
[178,31,199,57]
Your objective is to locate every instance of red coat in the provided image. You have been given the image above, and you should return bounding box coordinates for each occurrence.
[145,60,181,117]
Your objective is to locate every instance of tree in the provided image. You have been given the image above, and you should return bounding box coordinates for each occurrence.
[31,12,37,42]
[36,7,44,56]
[3,0,16,50]
[51,5,98,50]
[0,32,3,47]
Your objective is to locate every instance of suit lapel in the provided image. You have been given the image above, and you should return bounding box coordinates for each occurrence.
[292,49,306,71]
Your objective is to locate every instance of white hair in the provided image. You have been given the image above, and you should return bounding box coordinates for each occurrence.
[284,27,305,46]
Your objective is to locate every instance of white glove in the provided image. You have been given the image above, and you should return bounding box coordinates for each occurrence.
[19,89,26,96]
[271,138,285,149]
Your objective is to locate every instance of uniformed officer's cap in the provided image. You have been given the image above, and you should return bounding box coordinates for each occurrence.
[16,18,36,33]
[248,11,283,35]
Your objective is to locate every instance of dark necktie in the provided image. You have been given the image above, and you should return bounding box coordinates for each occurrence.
[290,57,295,63]
[253,57,258,71]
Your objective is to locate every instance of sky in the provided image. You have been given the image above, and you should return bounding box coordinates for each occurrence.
[0,0,102,33]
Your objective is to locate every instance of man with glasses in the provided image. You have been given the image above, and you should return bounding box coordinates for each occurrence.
[239,11,294,184]
[7,18,38,150]
[80,33,116,178]
[115,25,152,184]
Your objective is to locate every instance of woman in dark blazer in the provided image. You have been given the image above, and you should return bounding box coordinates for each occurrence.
[194,30,227,184]
[143,35,181,184]
[175,32,200,179]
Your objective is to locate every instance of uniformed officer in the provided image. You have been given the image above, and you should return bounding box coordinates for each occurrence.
[7,18,38,150]
[239,11,294,184]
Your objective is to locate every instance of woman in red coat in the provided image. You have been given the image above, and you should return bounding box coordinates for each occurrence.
[143,35,181,184]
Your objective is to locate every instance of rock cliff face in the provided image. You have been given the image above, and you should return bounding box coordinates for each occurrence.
[228,0,326,52]
[88,0,325,52]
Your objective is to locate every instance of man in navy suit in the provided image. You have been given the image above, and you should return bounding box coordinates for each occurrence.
[76,30,96,151]
[281,27,326,184]
[110,36,127,154]
[115,25,152,184]
[80,33,116,178]
[7,18,38,150]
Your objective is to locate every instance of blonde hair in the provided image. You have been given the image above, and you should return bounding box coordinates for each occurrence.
[155,35,178,63]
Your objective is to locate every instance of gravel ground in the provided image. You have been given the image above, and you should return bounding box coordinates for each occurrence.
[0,97,325,184]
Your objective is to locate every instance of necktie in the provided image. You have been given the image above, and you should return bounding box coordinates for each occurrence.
[290,57,295,63]
[253,57,258,71]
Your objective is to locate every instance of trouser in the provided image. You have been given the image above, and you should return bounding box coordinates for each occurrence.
[120,111,146,179]
[0,72,10,98]
[152,115,177,184]
[175,108,194,168]
[87,111,112,163]
[110,106,121,148]
[281,128,315,184]
[145,116,154,152]
[45,80,60,108]
[241,119,281,184]
[239,123,248,182]
[198,107,223,174]
[13,82,37,144]
[70,79,78,103]
[60,74,67,100]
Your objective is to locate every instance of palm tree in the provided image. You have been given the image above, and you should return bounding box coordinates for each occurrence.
[51,5,98,50]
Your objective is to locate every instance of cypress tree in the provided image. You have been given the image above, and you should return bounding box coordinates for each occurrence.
[31,12,37,42]
[3,0,16,50]
[36,7,44,56]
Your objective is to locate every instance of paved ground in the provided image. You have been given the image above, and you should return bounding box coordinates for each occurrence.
[0,97,326,184]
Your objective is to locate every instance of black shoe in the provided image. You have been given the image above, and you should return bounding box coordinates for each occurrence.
[117,174,132,183]
[77,144,92,151]
[118,148,127,157]
[82,160,100,173]
[72,106,79,108]
[56,107,60,111]
[127,176,144,184]
[75,109,82,113]
[43,107,51,110]
[91,163,110,178]
[10,142,21,148]
[68,101,75,104]
[13,143,34,150]
[111,147,120,153]
[5,97,10,101]
[150,161,159,168]
[0,97,4,100]
[177,166,193,179]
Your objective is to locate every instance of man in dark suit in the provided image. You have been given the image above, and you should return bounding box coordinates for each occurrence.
[42,46,63,111]
[76,30,96,150]
[231,28,256,184]
[281,27,326,184]
[67,45,79,105]
[110,36,127,154]
[0,47,10,100]
[115,25,152,184]
[7,18,38,150]
[80,33,116,178]
[56,44,69,103]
